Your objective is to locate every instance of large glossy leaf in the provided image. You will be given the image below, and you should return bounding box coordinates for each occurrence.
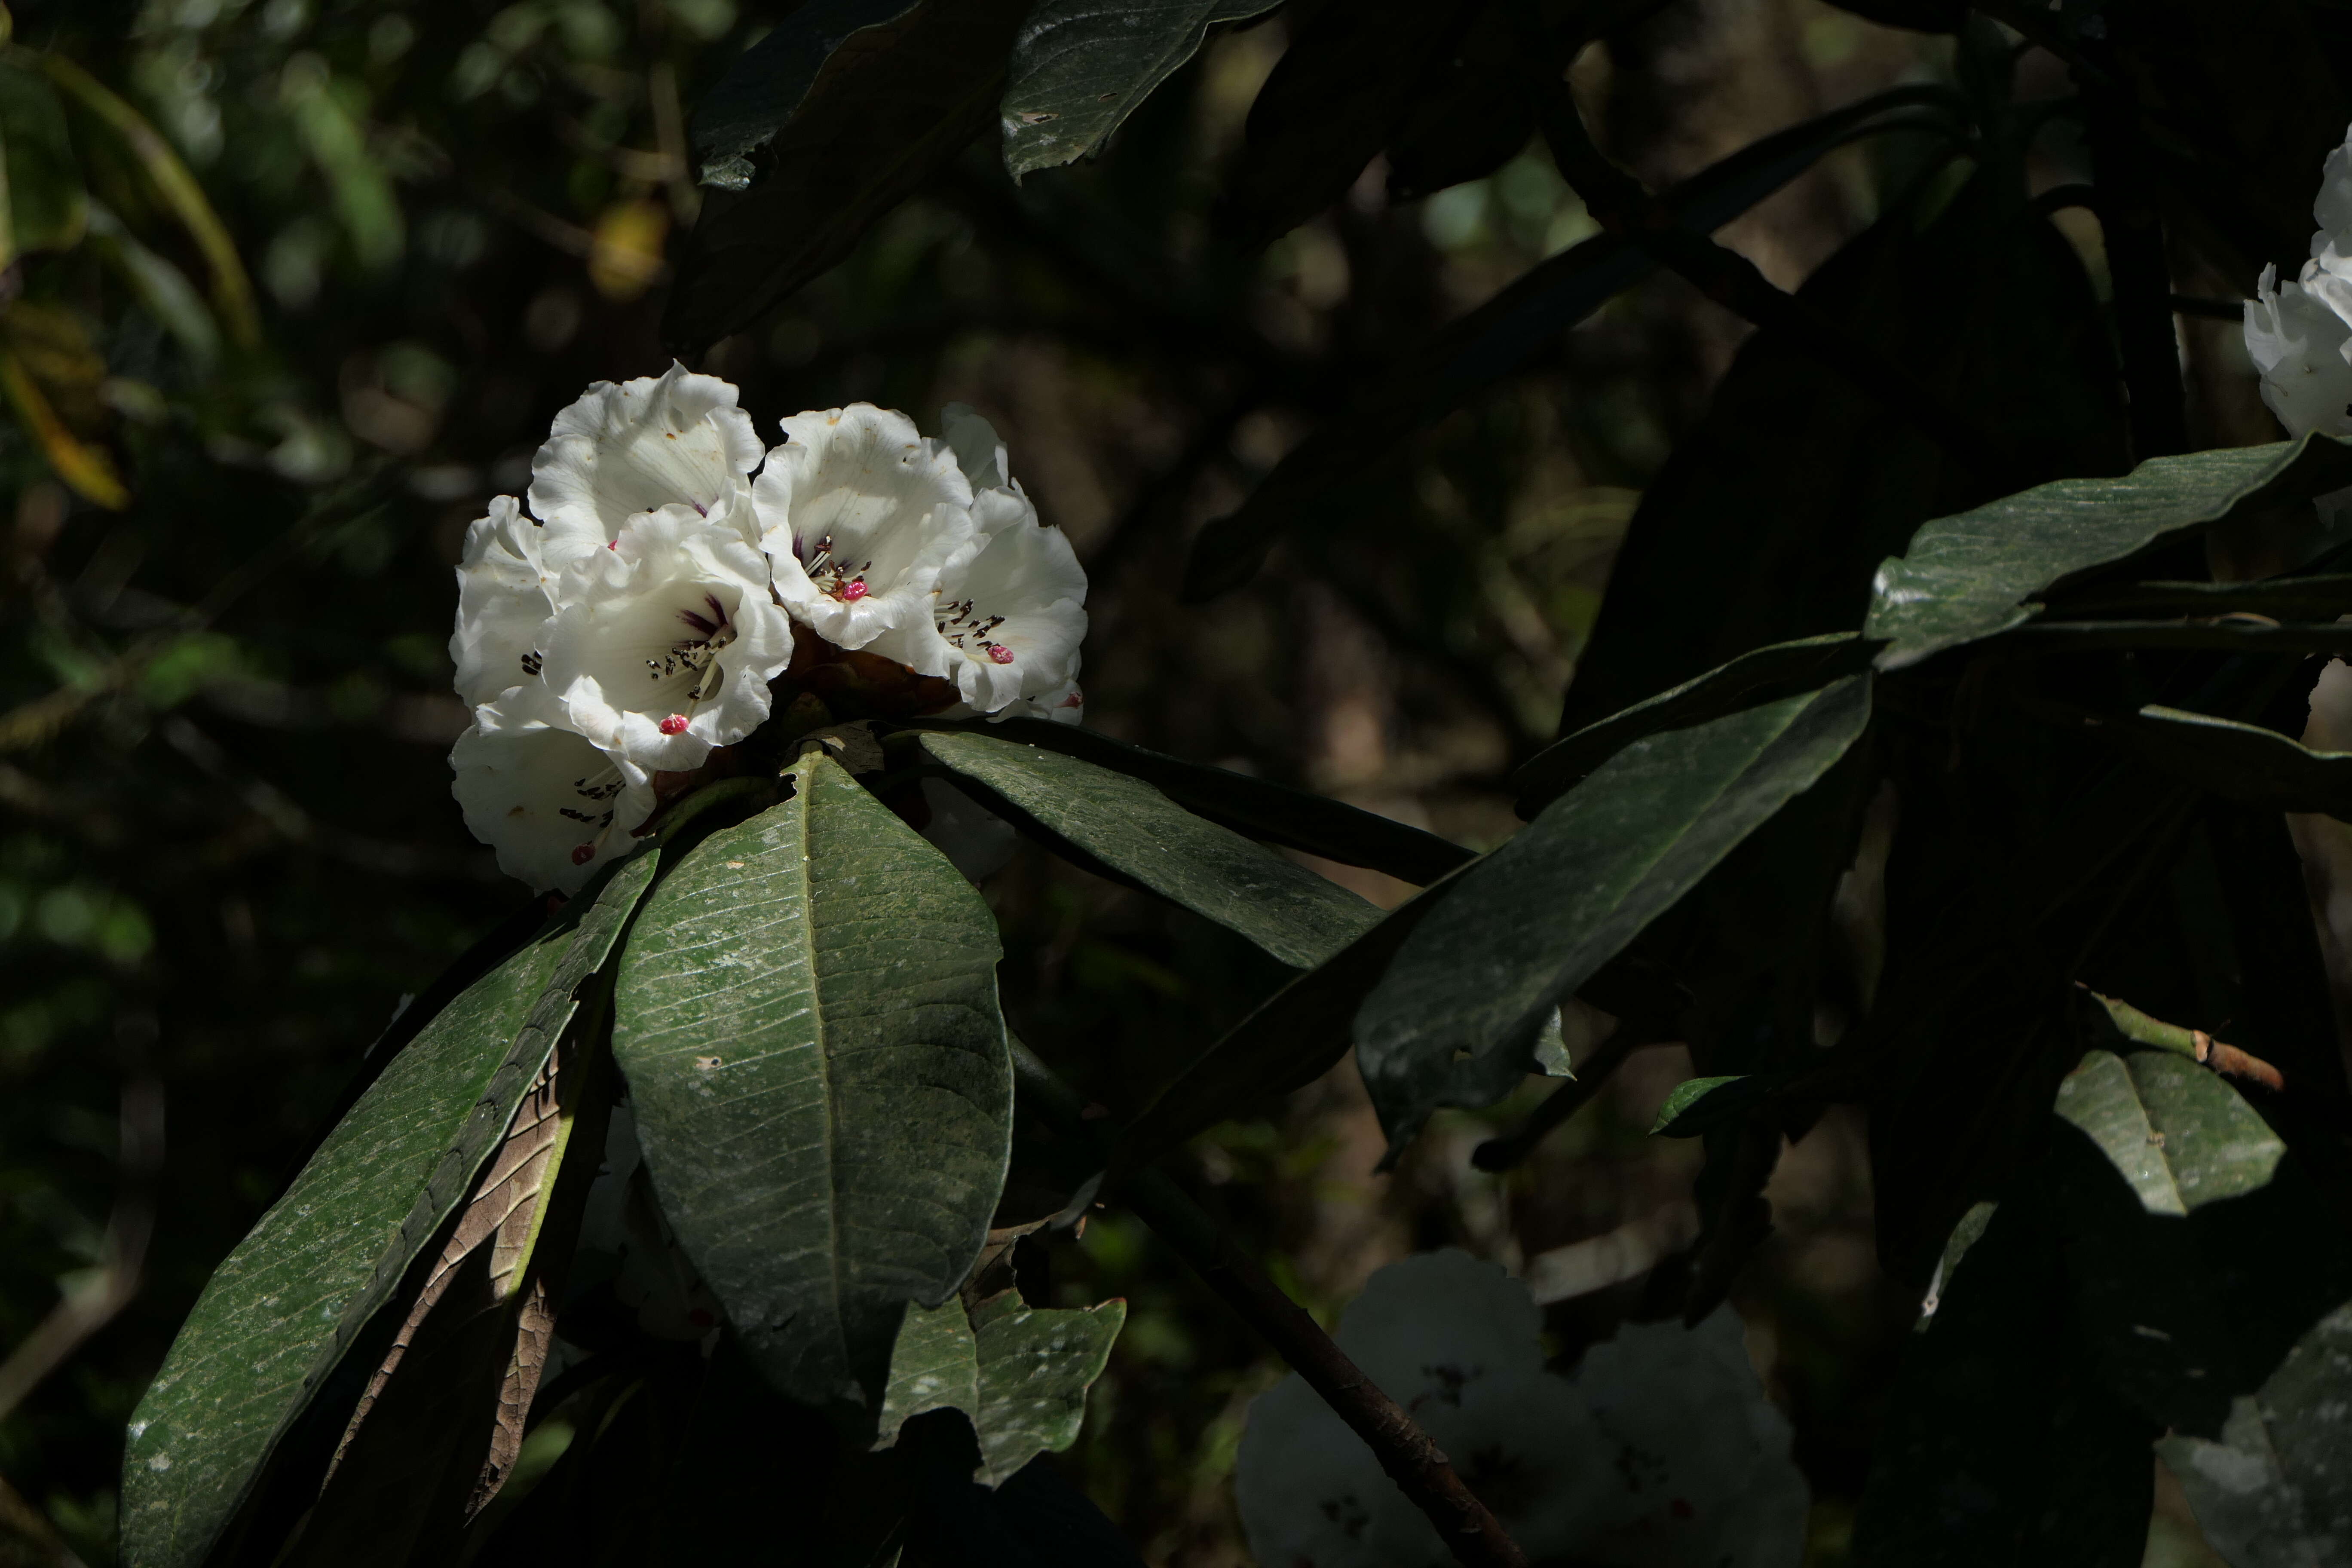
[916,729,1380,968]
[1182,85,1964,601]
[2159,1299,2352,1568]
[663,0,1033,352]
[1554,156,2125,738]
[904,717,1473,885]
[1865,434,2352,671]
[879,1291,1126,1485]
[611,752,1012,1419]
[1355,675,1872,1151]
[120,853,662,1568]
[1512,632,1870,815]
[999,0,1279,180]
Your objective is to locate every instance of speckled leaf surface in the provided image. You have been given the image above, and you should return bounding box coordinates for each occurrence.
[1866,434,2352,670]
[120,852,662,1568]
[2161,1302,2352,1568]
[612,753,1011,1418]
[2053,1049,2284,1219]
[876,1292,1125,1485]
[919,730,1379,968]
[1356,675,1871,1151]
[999,0,1278,178]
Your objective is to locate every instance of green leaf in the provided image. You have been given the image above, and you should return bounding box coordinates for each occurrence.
[611,752,1013,1418]
[120,853,663,1568]
[916,730,1380,968]
[2045,573,2352,621]
[905,716,1473,885]
[1513,632,1871,816]
[0,61,88,259]
[1648,1075,1761,1137]
[999,0,1278,180]
[663,0,1033,352]
[2053,1048,2284,1221]
[686,0,924,188]
[1355,676,1872,1152]
[2089,706,2352,821]
[2159,1300,2352,1568]
[880,1291,1127,1486]
[1865,434,2352,671]
[1182,85,1963,602]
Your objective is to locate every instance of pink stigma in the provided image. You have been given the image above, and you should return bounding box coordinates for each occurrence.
[658,714,690,735]
[570,843,597,865]
[606,540,618,549]
[841,580,870,602]
[987,644,1015,665]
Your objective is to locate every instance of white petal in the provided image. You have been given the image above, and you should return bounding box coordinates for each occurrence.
[450,495,559,707]
[915,509,1089,712]
[2314,122,2352,261]
[2246,268,2352,438]
[451,686,654,894]
[527,362,766,557]
[990,678,1086,725]
[754,404,977,650]
[940,402,1009,492]
[542,510,794,771]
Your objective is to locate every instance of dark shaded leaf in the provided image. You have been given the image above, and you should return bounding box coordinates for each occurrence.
[1215,0,1485,248]
[1556,157,2127,736]
[916,729,1380,968]
[1513,632,1871,816]
[1818,0,1960,31]
[903,716,1473,885]
[1183,84,1964,602]
[2159,1299,2352,1568]
[1865,434,2352,671]
[610,752,1012,1420]
[663,0,1033,352]
[1355,676,1872,1152]
[1000,0,1281,180]
[1850,1196,2157,1568]
[686,0,924,188]
[120,853,663,1568]
[0,61,88,256]
[2044,573,2352,622]
[2090,704,2352,822]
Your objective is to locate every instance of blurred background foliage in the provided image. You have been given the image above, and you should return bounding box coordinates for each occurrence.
[0,0,2275,1562]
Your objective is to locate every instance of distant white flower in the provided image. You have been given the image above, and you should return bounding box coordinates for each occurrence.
[450,495,560,709]
[450,684,655,894]
[528,362,767,560]
[541,511,793,772]
[1235,1250,1806,1568]
[753,404,977,652]
[2247,263,2352,439]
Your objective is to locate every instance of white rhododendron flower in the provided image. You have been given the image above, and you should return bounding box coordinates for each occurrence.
[1235,1250,1805,1568]
[448,375,1090,891]
[542,511,793,772]
[2247,263,2352,440]
[754,403,977,651]
[528,363,767,558]
[450,494,559,709]
[451,684,655,894]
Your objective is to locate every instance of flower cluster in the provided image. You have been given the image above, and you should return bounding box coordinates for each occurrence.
[449,367,1086,892]
[2246,123,2352,439]
[1235,1250,1807,1568]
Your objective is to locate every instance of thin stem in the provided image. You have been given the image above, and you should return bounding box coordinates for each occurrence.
[1471,1027,1644,1172]
[1009,1041,1529,1568]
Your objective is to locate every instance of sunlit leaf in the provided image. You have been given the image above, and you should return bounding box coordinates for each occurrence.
[879,1290,1126,1486]
[611,752,1012,1419]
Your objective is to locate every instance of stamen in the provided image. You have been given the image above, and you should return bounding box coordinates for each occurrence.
[658,714,690,735]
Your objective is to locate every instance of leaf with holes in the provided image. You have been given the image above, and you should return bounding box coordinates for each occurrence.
[611,752,1012,1420]
[917,729,1381,968]
[879,1291,1126,1485]
[120,851,662,1568]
